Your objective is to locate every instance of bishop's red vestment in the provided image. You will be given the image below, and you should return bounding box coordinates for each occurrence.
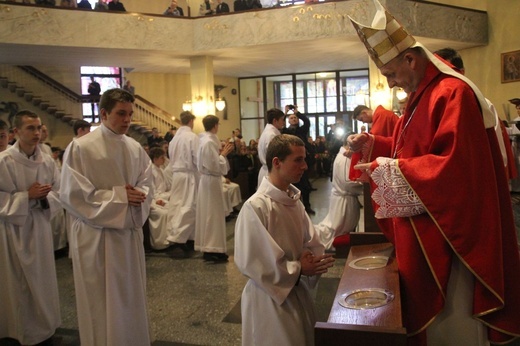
[360,62,520,344]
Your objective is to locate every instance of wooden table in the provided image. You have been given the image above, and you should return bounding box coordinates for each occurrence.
[315,233,407,346]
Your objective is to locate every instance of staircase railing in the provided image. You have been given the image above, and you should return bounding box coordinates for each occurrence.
[133,95,178,137]
[0,64,83,119]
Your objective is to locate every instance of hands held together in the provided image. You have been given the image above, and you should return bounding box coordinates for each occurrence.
[299,250,335,276]
[125,184,147,207]
[28,182,52,200]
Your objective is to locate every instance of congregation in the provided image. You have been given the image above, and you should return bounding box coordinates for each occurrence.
[5,0,275,16]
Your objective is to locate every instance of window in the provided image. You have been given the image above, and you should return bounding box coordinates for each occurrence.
[238,69,368,141]
[80,66,123,122]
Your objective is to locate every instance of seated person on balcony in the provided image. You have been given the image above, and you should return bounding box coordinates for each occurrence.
[94,0,108,11]
[35,0,56,6]
[108,0,126,11]
[164,0,184,16]
[215,0,230,13]
[60,0,77,7]
[245,0,262,9]
[199,0,214,15]
[148,147,172,250]
[233,0,246,12]
[77,0,92,9]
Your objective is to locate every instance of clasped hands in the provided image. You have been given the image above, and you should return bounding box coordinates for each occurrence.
[126,184,147,207]
[299,250,335,276]
[28,182,52,200]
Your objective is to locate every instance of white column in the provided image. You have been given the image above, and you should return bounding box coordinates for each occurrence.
[190,56,216,119]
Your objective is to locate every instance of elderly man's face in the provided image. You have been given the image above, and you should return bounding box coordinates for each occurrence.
[380,53,418,94]
[288,114,299,126]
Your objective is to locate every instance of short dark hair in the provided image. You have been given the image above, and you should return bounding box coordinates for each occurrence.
[266,134,304,172]
[99,88,134,114]
[14,110,38,129]
[0,119,8,130]
[202,115,219,131]
[353,105,370,119]
[73,119,91,136]
[180,111,196,125]
[266,108,285,124]
[434,47,464,70]
[149,147,165,161]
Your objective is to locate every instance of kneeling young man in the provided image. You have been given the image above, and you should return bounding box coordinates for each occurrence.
[234,134,335,346]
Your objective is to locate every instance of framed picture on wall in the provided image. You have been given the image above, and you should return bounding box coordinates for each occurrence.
[501,50,520,83]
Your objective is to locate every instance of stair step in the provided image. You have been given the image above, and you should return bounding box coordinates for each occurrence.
[32,97,42,106]
[40,102,50,111]
[55,111,66,118]
[47,106,58,115]
[7,82,17,92]
[16,87,25,97]
[62,115,73,123]
[0,78,8,88]
[24,93,34,102]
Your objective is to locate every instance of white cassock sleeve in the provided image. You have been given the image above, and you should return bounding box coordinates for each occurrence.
[0,188,29,227]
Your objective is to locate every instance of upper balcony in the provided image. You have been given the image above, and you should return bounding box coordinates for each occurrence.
[0,0,487,76]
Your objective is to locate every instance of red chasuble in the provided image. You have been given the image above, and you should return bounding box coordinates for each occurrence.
[370,105,398,137]
[366,63,520,344]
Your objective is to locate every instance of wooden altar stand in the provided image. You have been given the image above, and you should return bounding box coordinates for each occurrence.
[315,232,407,346]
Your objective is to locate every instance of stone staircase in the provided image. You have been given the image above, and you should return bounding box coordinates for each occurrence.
[0,75,76,125]
[0,66,179,145]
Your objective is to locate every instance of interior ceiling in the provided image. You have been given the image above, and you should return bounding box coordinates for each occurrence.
[0,37,475,77]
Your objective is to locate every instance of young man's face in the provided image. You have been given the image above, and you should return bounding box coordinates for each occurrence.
[277,145,307,184]
[0,129,8,152]
[15,116,41,150]
[355,109,373,124]
[154,155,166,167]
[101,101,133,135]
[273,117,285,130]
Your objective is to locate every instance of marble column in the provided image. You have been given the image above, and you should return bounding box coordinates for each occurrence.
[190,56,216,121]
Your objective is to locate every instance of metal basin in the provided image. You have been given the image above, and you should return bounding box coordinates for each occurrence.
[339,288,394,309]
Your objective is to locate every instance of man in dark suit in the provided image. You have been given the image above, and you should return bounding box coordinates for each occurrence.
[233,0,246,12]
[216,0,230,13]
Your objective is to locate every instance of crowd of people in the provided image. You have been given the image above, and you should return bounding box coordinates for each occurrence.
[12,0,269,15]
